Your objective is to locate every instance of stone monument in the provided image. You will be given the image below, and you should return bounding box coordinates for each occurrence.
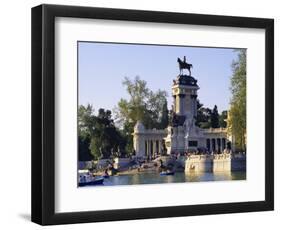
[133,57,233,158]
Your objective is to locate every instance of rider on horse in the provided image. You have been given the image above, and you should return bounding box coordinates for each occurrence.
[177,56,193,76]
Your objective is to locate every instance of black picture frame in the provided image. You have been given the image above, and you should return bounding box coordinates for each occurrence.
[31,4,274,225]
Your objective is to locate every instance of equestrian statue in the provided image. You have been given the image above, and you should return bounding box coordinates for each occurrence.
[177,56,193,76]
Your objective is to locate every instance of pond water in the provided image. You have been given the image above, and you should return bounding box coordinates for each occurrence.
[94,171,246,187]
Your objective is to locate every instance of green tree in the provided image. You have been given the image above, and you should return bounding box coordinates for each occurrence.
[228,49,246,151]
[196,100,212,128]
[115,76,168,153]
[78,105,126,160]
[78,135,92,161]
[196,100,227,129]
[219,110,228,128]
[78,104,95,138]
[210,105,220,128]
[90,108,126,159]
[78,105,94,161]
[159,99,169,129]
[121,121,135,154]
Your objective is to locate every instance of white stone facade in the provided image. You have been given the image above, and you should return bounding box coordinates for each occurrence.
[133,121,167,157]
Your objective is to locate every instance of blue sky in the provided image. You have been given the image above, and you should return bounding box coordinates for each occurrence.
[78,42,239,115]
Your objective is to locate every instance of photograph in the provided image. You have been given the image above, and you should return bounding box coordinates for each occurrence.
[77,42,247,187]
[30,3,274,225]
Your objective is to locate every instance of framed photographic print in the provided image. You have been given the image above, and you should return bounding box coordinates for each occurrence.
[31,4,274,225]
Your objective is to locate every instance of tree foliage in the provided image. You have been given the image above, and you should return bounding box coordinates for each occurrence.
[219,110,227,128]
[78,104,95,138]
[210,105,220,128]
[78,135,92,161]
[78,105,126,160]
[115,76,169,153]
[115,77,168,128]
[228,49,247,150]
[160,99,169,129]
[196,100,212,128]
[78,104,93,161]
[196,100,225,129]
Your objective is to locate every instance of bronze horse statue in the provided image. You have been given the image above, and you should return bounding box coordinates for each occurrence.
[177,56,193,76]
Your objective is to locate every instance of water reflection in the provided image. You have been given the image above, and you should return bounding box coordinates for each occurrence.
[101,171,246,186]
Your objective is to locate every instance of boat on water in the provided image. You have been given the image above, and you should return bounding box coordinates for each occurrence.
[102,169,110,178]
[78,170,104,186]
[160,171,175,176]
[79,177,104,186]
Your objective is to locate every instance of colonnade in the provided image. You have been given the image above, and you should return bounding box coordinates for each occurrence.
[144,139,163,156]
[206,138,227,153]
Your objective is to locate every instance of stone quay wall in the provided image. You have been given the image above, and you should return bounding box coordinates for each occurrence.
[113,157,131,169]
[185,154,232,173]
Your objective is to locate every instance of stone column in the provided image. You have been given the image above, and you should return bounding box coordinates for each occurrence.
[190,95,193,116]
[194,95,198,117]
[191,95,195,117]
[134,136,139,154]
[178,94,185,115]
[176,96,180,114]
[191,98,194,117]
[181,96,184,115]
[159,139,162,154]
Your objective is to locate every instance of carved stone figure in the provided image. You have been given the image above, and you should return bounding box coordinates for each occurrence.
[177,56,193,76]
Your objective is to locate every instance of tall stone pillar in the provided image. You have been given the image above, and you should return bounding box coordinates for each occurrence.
[133,121,146,157]
[190,95,193,116]
[194,95,198,117]
[179,94,185,115]
[190,94,197,118]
